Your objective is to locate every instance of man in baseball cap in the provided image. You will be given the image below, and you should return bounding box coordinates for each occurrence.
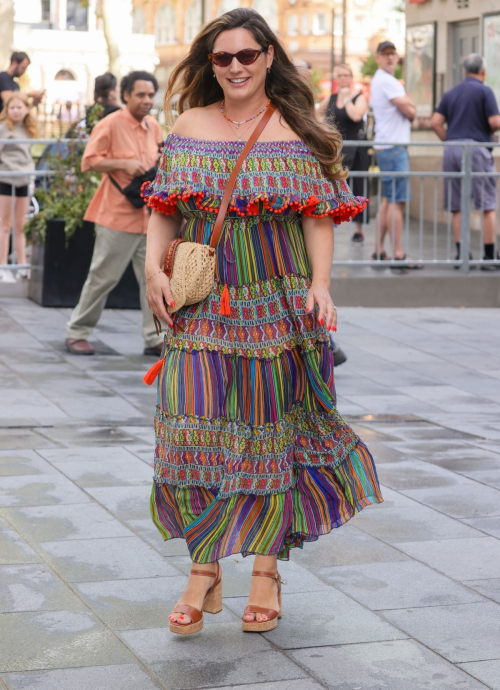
[370,40,420,269]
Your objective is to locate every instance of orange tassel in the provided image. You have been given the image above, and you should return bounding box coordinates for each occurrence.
[219,283,231,316]
[143,357,165,386]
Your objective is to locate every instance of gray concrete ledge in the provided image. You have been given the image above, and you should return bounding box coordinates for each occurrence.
[332,273,500,308]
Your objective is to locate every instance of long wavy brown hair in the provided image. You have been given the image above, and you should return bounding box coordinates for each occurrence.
[0,92,38,138]
[164,8,346,182]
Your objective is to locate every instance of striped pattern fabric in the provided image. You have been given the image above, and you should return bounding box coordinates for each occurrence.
[142,135,383,562]
[151,441,383,562]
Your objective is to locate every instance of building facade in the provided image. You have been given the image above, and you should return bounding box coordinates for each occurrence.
[133,0,405,87]
[8,0,156,118]
[406,0,500,125]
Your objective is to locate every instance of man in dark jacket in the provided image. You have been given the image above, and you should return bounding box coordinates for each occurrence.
[431,53,500,270]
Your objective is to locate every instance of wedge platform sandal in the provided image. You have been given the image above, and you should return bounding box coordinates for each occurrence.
[242,570,283,633]
[169,563,222,635]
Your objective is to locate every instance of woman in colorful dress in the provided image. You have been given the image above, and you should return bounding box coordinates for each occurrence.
[143,8,383,635]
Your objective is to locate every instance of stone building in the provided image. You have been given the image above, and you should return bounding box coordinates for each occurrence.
[8,0,156,119]
[132,0,405,86]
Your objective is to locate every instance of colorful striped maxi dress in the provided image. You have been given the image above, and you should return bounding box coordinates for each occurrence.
[142,134,383,563]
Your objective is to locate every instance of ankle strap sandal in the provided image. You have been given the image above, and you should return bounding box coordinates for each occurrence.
[242,570,283,633]
[169,562,222,635]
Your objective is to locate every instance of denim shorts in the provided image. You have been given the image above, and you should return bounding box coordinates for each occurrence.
[375,146,411,203]
[443,142,497,212]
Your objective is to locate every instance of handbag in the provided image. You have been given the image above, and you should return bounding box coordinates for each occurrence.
[108,166,157,209]
[152,103,276,336]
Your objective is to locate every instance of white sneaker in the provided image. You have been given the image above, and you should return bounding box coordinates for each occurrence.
[17,268,30,280]
[0,269,16,283]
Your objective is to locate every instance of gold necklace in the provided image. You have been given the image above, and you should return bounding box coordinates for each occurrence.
[220,99,271,129]
[224,114,259,142]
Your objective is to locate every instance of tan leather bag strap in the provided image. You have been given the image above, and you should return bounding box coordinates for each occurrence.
[209,102,276,250]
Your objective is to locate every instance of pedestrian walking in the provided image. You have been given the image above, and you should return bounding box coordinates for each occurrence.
[0,93,37,282]
[430,53,500,270]
[65,71,163,356]
[75,73,120,137]
[143,8,383,636]
[0,51,44,113]
[319,63,370,243]
[370,41,420,268]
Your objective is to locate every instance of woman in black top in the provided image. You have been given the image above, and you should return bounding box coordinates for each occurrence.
[319,64,369,242]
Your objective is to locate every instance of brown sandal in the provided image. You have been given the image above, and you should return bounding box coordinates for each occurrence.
[169,562,222,635]
[242,570,283,633]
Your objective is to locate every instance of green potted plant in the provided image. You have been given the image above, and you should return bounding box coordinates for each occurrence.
[26,139,140,308]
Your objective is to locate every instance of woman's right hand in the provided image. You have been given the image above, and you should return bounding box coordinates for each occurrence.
[146,271,175,329]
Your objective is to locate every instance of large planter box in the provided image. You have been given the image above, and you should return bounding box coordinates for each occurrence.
[29,219,140,309]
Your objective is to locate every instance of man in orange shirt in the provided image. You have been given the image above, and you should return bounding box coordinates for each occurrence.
[65,71,164,356]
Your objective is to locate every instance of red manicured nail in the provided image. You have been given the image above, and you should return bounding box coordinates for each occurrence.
[168,323,173,329]
[306,307,311,313]
[332,327,337,332]
[169,300,175,307]
[319,319,324,326]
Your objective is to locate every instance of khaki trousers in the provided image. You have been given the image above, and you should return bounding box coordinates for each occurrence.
[66,224,161,348]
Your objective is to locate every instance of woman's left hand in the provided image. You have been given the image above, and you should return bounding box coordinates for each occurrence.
[306,283,337,332]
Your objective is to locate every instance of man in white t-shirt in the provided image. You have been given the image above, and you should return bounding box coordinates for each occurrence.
[370,41,419,268]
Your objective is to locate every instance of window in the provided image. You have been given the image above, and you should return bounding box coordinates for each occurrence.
[132,6,147,34]
[252,0,278,32]
[155,4,176,44]
[218,0,240,15]
[457,0,469,8]
[288,14,298,36]
[41,0,51,22]
[301,13,309,35]
[312,13,327,36]
[66,0,88,30]
[185,0,202,43]
[354,14,365,33]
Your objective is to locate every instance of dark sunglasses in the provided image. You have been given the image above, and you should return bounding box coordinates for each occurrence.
[208,47,267,68]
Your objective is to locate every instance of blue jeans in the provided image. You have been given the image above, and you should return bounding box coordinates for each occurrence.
[376,146,412,203]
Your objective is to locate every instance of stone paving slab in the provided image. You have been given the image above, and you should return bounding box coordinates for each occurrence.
[289,640,489,689]
[213,682,324,690]
[351,503,482,543]
[0,564,86,613]
[242,589,407,650]
[316,561,484,610]
[74,576,238,631]
[0,302,499,689]
[38,536,179,582]
[0,450,59,477]
[1,503,134,542]
[381,601,500,663]
[0,610,134,672]
[120,622,309,689]
[396,537,500,581]
[0,474,91,508]
[1,664,164,690]
[458,661,500,690]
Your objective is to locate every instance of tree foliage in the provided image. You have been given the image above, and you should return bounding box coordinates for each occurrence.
[25,140,100,243]
[361,53,403,80]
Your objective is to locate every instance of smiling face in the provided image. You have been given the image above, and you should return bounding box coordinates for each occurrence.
[7,97,29,124]
[123,79,156,121]
[375,49,398,76]
[211,27,274,103]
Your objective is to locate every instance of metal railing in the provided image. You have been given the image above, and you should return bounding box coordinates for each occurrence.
[1,138,499,281]
[338,140,500,273]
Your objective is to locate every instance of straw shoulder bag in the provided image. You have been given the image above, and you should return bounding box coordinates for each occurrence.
[152,104,276,336]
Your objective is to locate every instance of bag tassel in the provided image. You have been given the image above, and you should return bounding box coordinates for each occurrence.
[219,283,231,316]
[143,356,165,386]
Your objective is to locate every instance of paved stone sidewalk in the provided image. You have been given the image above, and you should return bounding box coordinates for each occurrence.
[0,299,499,690]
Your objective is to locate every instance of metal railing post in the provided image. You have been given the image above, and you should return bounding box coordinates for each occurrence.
[460,143,472,274]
